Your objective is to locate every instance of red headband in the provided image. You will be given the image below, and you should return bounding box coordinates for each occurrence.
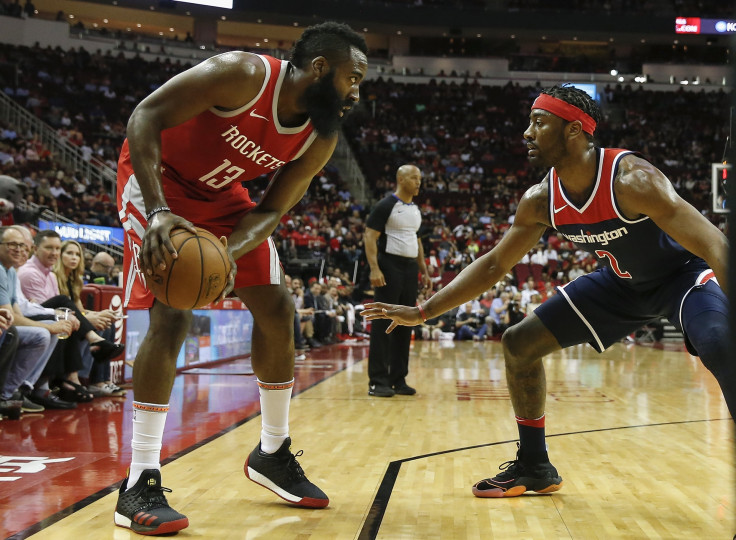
[532,94,597,135]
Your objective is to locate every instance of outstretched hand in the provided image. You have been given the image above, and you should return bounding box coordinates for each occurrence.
[360,302,422,334]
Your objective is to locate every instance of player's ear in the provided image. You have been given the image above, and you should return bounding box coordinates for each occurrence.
[567,120,584,139]
[311,56,329,78]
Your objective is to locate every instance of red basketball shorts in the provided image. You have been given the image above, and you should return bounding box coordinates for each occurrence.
[117,163,282,309]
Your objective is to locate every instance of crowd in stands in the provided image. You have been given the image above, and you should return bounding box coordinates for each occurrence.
[0,119,119,227]
[285,272,367,352]
[342,78,729,227]
[0,39,190,225]
[0,0,35,19]
[0,38,730,412]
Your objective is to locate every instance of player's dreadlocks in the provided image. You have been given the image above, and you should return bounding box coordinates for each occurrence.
[541,84,602,142]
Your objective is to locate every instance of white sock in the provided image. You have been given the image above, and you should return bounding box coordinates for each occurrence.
[257,379,293,454]
[128,401,169,490]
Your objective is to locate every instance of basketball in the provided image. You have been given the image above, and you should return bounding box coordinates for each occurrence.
[145,227,231,310]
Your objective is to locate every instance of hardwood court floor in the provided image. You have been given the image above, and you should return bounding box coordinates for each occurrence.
[2,338,733,539]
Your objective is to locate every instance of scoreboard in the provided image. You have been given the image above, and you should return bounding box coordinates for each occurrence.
[675,17,736,35]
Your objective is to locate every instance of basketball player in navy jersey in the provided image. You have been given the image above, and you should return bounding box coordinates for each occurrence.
[362,85,730,498]
[116,22,367,534]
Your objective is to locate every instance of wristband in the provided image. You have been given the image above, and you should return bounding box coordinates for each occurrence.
[417,303,428,322]
[145,206,171,221]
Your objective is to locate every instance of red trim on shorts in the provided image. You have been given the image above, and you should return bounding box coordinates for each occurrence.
[696,270,715,285]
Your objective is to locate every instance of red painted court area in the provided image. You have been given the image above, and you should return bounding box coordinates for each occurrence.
[0,344,365,539]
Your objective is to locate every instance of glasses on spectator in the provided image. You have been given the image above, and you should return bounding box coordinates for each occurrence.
[1,242,28,251]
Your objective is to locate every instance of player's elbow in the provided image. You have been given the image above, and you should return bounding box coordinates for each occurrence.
[127,101,165,137]
[484,260,504,285]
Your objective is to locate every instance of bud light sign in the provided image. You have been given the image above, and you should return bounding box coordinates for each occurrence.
[38,220,124,246]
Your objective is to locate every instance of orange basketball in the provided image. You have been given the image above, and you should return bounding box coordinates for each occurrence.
[145,227,231,310]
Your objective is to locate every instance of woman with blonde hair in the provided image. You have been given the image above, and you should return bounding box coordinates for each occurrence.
[54,241,116,328]
[53,239,125,396]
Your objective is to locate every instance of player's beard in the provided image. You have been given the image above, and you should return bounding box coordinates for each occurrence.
[530,131,569,169]
[303,70,352,137]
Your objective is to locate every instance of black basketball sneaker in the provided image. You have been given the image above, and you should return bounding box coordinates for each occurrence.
[244,437,329,508]
[114,469,189,535]
[472,444,563,498]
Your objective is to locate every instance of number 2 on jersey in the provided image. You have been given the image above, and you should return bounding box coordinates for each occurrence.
[594,249,632,279]
[199,159,244,189]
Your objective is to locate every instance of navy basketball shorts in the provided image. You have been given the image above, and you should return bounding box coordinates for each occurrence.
[534,259,728,353]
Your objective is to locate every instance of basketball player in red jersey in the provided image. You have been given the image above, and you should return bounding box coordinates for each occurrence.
[115,22,367,534]
[362,85,730,500]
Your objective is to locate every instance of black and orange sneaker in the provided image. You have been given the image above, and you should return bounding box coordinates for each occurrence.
[245,437,329,508]
[472,446,563,498]
[114,469,189,535]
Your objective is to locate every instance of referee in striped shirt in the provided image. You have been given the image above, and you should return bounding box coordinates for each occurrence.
[365,164,431,397]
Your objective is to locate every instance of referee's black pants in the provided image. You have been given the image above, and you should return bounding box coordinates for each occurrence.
[368,253,418,389]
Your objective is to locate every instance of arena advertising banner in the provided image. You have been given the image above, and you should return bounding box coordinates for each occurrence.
[123,305,253,380]
[675,17,736,35]
[38,220,124,246]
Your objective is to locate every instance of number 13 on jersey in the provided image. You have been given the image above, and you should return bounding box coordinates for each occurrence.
[199,159,244,189]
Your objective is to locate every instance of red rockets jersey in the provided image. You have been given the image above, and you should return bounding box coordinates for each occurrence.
[549,148,693,289]
[128,54,318,193]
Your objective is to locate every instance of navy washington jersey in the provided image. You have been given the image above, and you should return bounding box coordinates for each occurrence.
[549,148,693,290]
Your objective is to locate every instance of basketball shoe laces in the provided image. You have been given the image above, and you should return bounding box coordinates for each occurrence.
[285,449,307,481]
[136,482,174,510]
[495,445,525,480]
[495,458,524,480]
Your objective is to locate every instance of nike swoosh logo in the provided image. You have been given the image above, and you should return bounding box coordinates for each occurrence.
[249,110,268,121]
[553,204,568,214]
